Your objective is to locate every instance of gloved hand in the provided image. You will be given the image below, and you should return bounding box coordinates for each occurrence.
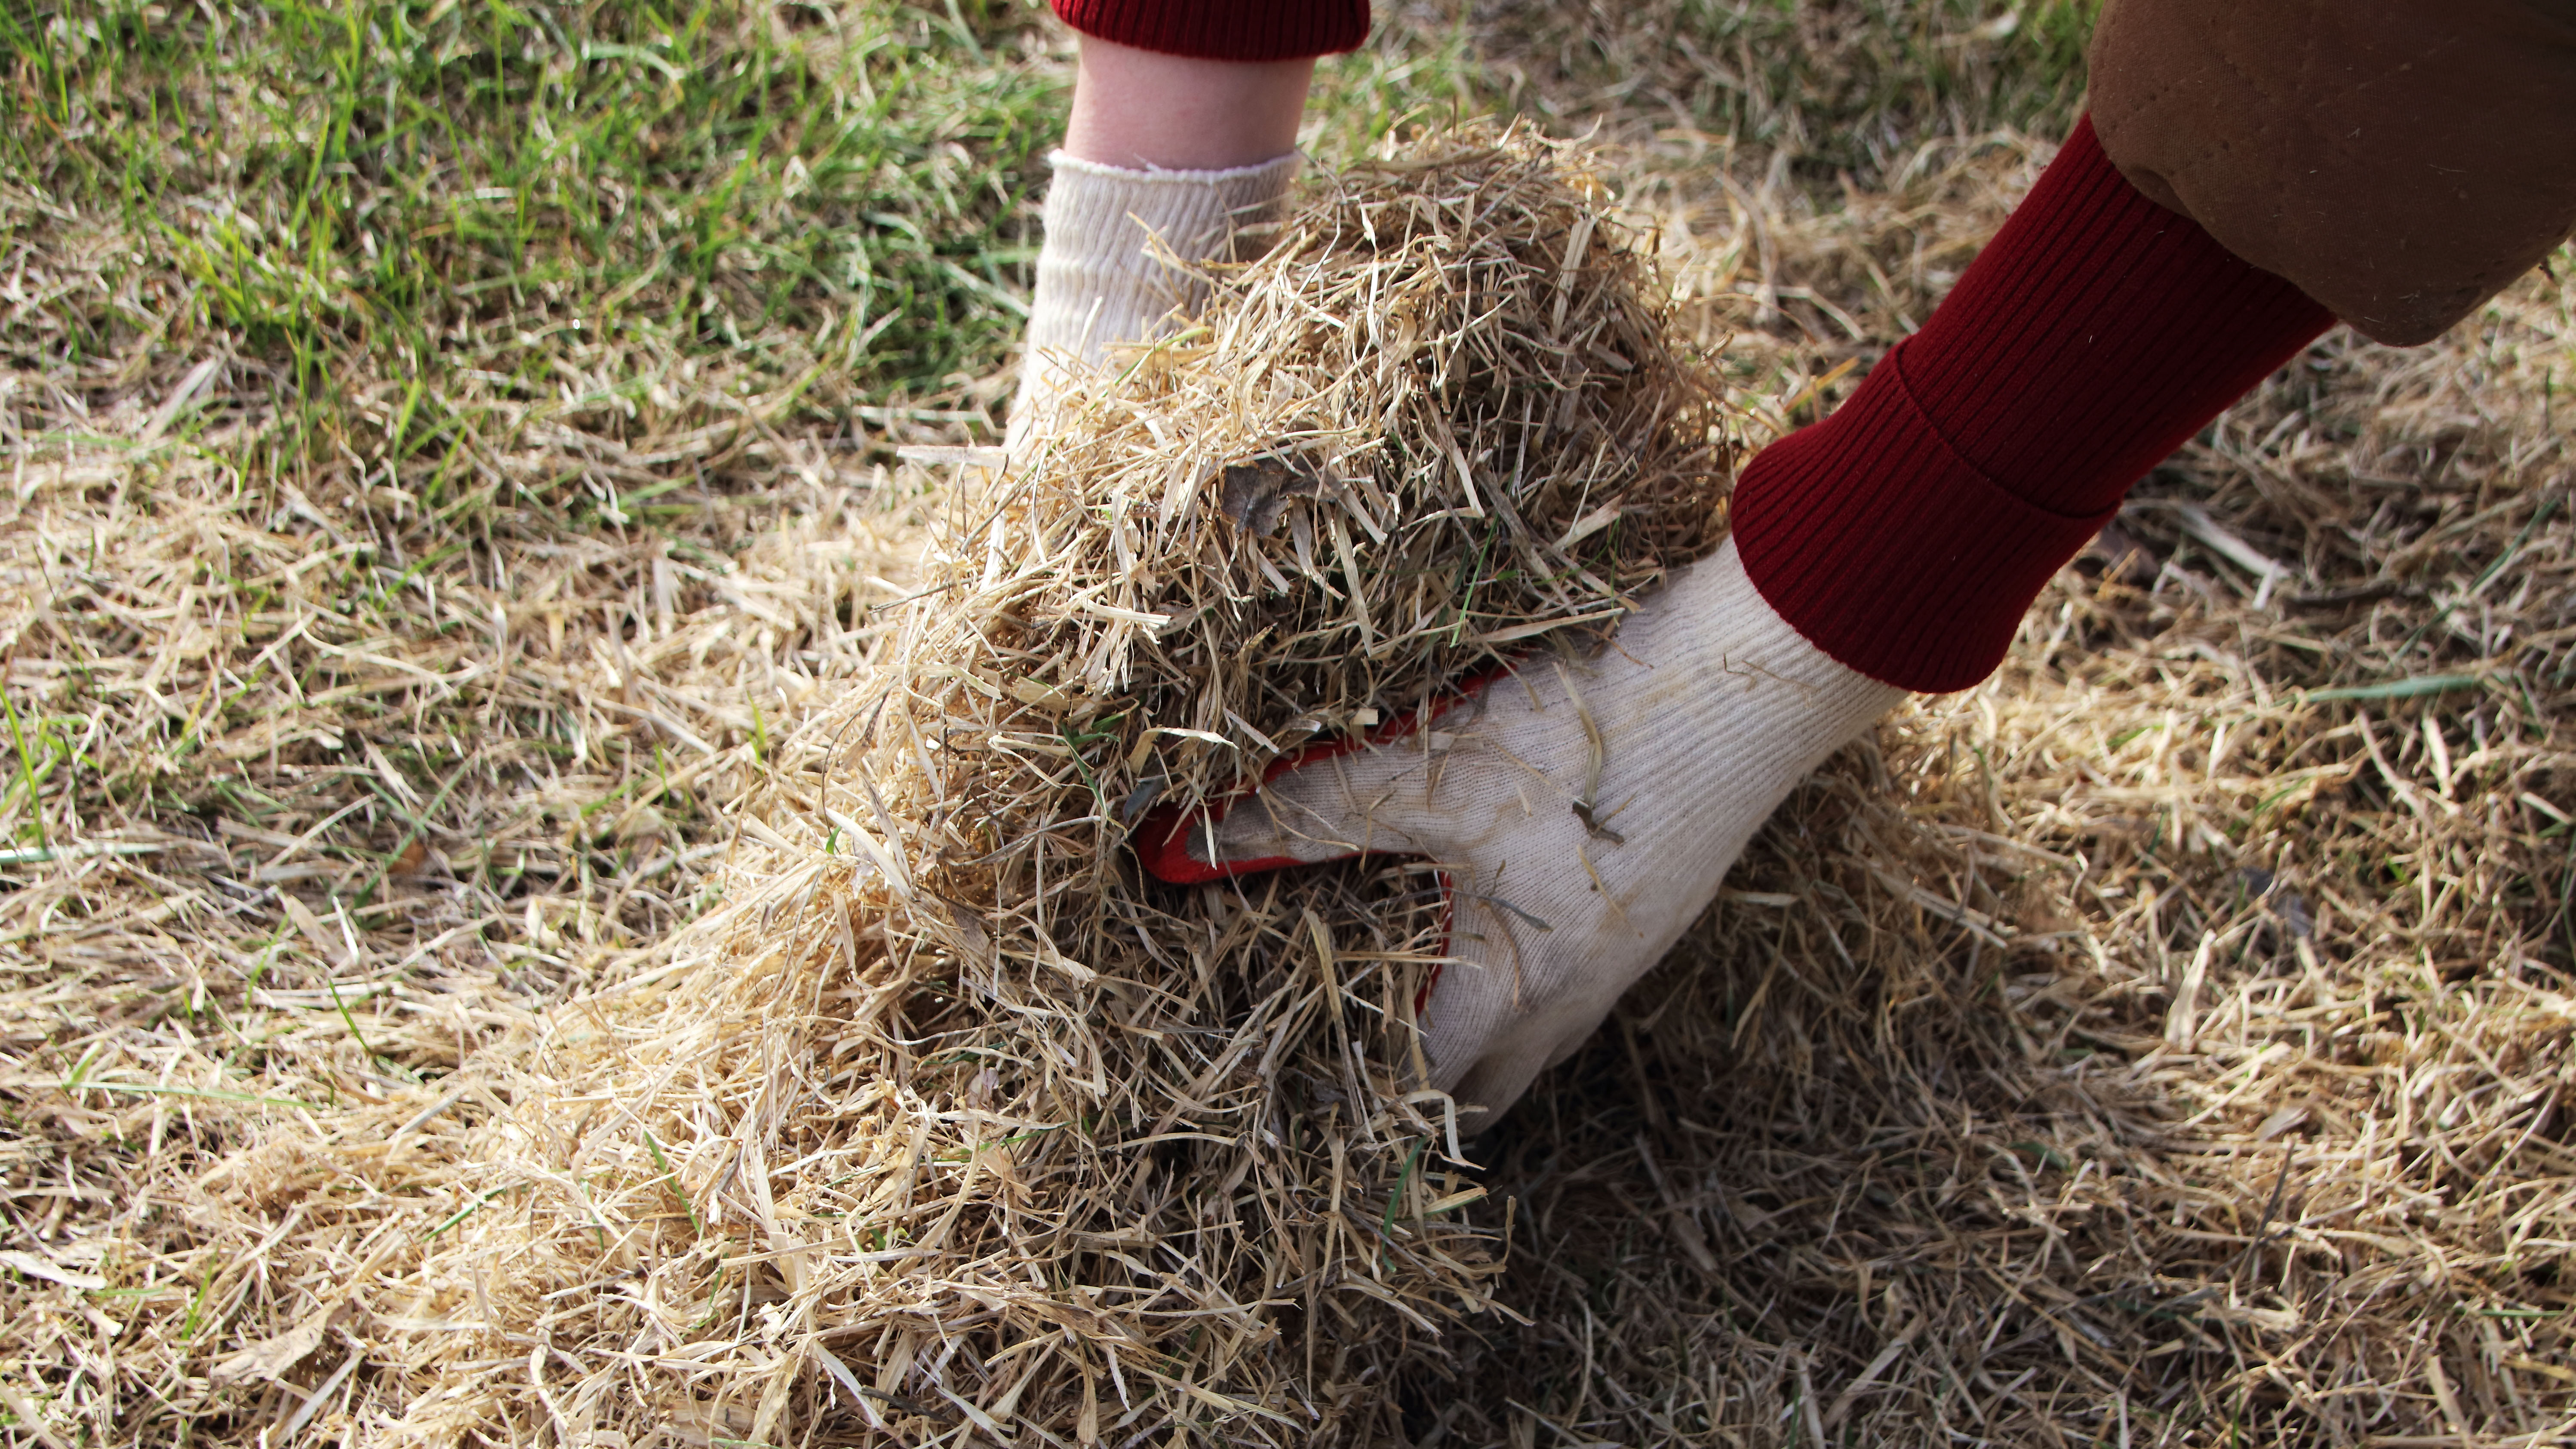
[1009,151,1300,450]
[1140,537,1904,1122]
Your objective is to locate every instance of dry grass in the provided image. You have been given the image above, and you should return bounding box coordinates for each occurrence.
[1405,133,2576,1446]
[5,3,2574,1448]
[6,124,1738,1448]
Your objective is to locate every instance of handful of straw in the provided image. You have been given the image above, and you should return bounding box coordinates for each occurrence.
[267,122,1737,1448]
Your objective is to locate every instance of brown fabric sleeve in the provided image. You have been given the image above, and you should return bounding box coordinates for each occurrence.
[2089,0,2576,345]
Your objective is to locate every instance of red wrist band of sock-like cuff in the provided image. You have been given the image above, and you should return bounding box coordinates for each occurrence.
[1731,345,2119,695]
[1051,0,1368,60]
[1733,115,2335,694]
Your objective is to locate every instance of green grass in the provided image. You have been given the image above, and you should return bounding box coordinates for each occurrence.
[0,0,2106,855]
[6,0,1066,490]
[5,0,2096,508]
[1307,0,2098,184]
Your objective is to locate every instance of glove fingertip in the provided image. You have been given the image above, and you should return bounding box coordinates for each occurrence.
[1131,667,1514,886]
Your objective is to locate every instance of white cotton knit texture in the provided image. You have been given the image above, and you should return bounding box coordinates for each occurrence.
[1192,538,1906,1123]
[1011,150,1300,442]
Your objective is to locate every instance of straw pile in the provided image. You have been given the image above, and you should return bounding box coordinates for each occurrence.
[10,45,2575,1449]
[470,124,1723,1445]
[9,122,1727,1449]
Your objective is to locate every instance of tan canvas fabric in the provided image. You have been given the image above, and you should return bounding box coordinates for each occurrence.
[2090,0,2576,345]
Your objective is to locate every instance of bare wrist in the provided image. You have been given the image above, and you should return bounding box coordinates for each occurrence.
[1062,37,1311,172]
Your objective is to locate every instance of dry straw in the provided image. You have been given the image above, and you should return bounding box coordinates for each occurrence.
[10,99,2573,1449]
[6,122,1731,1449]
[470,119,1727,1447]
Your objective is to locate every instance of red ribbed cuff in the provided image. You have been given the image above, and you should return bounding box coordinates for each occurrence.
[1733,345,2118,694]
[1051,0,1368,60]
[1733,115,2333,694]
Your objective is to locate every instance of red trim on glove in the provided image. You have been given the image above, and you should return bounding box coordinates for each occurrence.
[1132,722,1382,886]
[1134,677,1491,1017]
[1050,0,1368,61]
[1732,114,2335,694]
[1134,667,1512,885]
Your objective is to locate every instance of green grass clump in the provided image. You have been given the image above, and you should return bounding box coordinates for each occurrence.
[6,0,1065,492]
[1309,0,2097,186]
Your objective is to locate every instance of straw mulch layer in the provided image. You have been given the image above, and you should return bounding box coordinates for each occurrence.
[6,117,2573,1449]
[1408,135,2576,1446]
[3,123,1736,1449]
[389,125,1725,1447]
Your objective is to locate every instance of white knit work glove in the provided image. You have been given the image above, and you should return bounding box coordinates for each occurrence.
[1144,538,1905,1123]
[1010,151,1300,447]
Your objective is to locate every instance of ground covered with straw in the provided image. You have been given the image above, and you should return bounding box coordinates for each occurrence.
[5,3,2573,1448]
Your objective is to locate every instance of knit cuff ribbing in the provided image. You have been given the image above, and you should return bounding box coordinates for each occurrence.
[1012,151,1301,450]
[1051,0,1368,60]
[1026,151,1300,370]
[1731,343,2119,695]
[1731,116,2332,695]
